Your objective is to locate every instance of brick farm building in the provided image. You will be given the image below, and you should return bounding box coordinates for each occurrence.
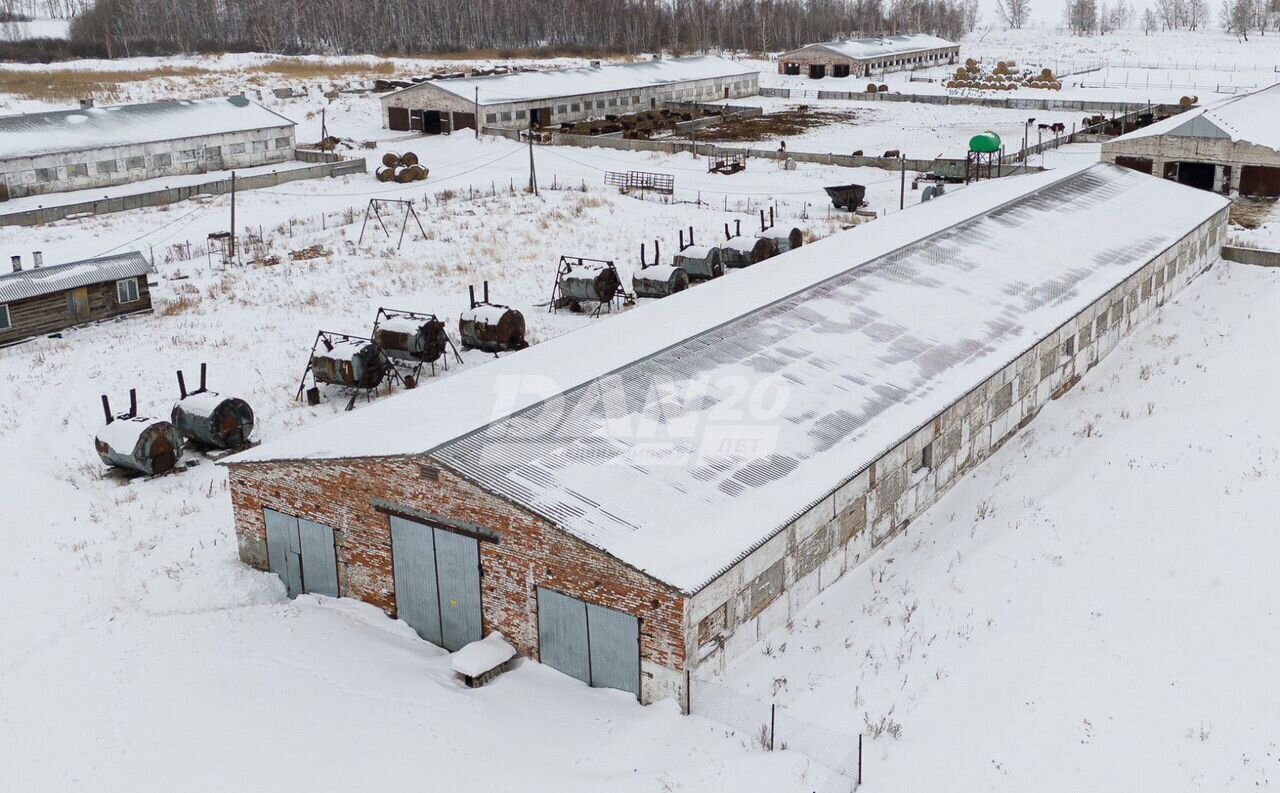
[1103,82,1280,197]
[777,34,959,79]
[379,55,758,134]
[227,164,1227,705]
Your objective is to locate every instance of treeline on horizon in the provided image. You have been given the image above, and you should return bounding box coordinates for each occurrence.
[63,0,978,58]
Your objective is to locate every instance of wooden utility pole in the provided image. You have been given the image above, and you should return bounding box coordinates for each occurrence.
[528,118,538,195]
[229,171,236,259]
[475,87,481,140]
[899,154,906,210]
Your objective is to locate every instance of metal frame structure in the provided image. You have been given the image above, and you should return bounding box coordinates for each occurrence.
[296,329,402,411]
[357,198,429,250]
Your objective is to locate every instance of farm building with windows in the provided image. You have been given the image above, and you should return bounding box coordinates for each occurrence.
[0,96,296,201]
[777,34,959,79]
[1103,83,1280,197]
[379,56,759,134]
[226,164,1226,705]
[0,250,155,346]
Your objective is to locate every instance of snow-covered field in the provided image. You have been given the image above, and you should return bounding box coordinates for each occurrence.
[2,26,1279,793]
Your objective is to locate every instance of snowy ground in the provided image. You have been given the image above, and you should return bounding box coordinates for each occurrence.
[719,260,1280,791]
[3,27,1279,793]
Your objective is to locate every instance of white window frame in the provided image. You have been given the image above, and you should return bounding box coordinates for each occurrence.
[116,278,140,304]
[0,304,10,330]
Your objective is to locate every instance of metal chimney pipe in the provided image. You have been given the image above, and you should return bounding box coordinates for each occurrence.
[468,285,476,308]
[101,395,113,425]
[32,251,42,268]
[128,389,137,419]
[10,255,20,272]
[199,362,207,393]
[177,371,188,400]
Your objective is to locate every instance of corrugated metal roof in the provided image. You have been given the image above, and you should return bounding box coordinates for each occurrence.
[1110,83,1280,151]
[386,56,758,106]
[783,34,958,62]
[0,251,154,302]
[232,165,1228,593]
[0,96,296,161]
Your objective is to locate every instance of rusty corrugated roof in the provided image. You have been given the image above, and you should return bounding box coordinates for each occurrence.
[0,251,154,303]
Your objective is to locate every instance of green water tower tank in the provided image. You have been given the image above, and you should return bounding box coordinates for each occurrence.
[969,131,1002,153]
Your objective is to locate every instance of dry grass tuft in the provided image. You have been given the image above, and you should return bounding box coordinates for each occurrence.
[0,66,212,102]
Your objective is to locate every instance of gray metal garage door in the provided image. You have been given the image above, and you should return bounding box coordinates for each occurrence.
[536,587,640,698]
[263,508,338,598]
[390,515,483,652]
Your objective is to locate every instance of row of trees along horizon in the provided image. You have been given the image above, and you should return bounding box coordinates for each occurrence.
[64,0,978,57]
[998,0,1280,37]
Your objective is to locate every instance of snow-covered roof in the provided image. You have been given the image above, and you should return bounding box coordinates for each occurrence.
[0,96,295,161]
[232,164,1227,593]
[0,251,153,303]
[1109,83,1280,151]
[386,56,758,107]
[782,34,958,62]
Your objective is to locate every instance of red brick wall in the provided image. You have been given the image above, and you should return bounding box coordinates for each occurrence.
[228,455,687,680]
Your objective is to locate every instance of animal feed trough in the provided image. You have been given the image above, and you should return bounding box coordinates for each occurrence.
[171,364,255,451]
[297,330,399,411]
[754,207,804,253]
[720,219,776,268]
[371,307,463,381]
[632,240,690,299]
[459,282,528,354]
[551,256,626,316]
[672,226,723,281]
[95,390,183,477]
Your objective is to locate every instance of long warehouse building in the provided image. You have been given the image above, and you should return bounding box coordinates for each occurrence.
[0,95,296,201]
[379,55,759,134]
[778,34,959,79]
[226,164,1227,705]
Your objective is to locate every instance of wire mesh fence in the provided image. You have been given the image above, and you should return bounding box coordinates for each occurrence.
[690,675,863,791]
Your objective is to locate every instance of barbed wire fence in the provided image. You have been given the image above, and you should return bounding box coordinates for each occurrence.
[690,675,864,791]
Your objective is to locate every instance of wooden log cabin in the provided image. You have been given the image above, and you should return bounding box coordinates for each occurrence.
[0,250,156,346]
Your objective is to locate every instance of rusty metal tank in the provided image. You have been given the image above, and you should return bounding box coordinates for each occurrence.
[95,416,183,476]
[171,392,255,450]
[755,226,804,253]
[558,259,621,305]
[721,235,776,268]
[311,337,388,389]
[673,245,723,280]
[374,315,450,364]
[632,264,690,299]
[459,304,527,353]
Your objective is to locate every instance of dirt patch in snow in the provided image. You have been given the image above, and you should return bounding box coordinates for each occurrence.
[1229,197,1278,230]
[691,107,861,143]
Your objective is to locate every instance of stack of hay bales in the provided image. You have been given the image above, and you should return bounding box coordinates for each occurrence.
[375,151,429,183]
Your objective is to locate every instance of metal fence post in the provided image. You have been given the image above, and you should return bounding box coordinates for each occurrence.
[857,733,863,787]
[769,703,776,751]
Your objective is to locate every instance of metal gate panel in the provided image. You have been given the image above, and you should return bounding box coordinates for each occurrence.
[585,602,641,697]
[537,588,590,685]
[297,518,339,597]
[1240,165,1280,197]
[263,508,302,598]
[433,529,482,651]
[390,516,443,646]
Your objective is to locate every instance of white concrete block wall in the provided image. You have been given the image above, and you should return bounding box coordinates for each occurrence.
[686,207,1228,677]
[1,124,296,199]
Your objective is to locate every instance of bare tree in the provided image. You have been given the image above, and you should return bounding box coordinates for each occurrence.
[995,0,1030,28]
[1223,0,1252,36]
[1067,0,1098,32]
[1142,6,1159,30]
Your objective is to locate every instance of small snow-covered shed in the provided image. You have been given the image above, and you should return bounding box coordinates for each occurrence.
[0,250,155,346]
[778,34,959,79]
[1103,83,1280,197]
[225,164,1227,706]
[380,56,758,134]
[0,95,296,200]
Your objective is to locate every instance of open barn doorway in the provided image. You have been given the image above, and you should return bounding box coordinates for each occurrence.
[1173,161,1215,191]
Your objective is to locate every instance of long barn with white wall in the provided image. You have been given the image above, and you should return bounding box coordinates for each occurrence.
[778,34,959,79]
[226,164,1227,706]
[379,55,759,134]
[0,96,296,201]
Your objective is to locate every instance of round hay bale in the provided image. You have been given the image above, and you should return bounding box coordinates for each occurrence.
[954,67,967,80]
[382,151,401,168]
[866,83,878,93]
[945,80,959,89]
[400,151,419,166]
[407,164,428,181]
[375,166,395,182]
[394,166,414,183]
[878,84,888,92]
[965,57,978,68]
[1041,67,1055,80]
